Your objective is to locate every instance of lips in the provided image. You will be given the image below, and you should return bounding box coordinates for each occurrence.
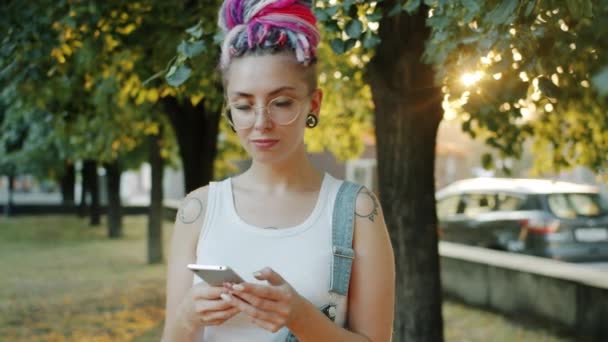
[251,139,279,149]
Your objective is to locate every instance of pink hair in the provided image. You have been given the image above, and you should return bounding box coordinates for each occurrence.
[218,0,319,69]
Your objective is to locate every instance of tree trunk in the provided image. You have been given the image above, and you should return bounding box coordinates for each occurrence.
[368,3,444,341]
[148,130,164,264]
[78,162,89,217]
[4,174,15,217]
[104,161,123,238]
[84,160,101,226]
[60,161,76,206]
[162,96,220,193]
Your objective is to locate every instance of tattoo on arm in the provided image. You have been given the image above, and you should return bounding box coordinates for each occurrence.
[355,189,379,222]
[179,197,203,224]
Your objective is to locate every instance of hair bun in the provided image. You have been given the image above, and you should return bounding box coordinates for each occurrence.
[218,0,320,68]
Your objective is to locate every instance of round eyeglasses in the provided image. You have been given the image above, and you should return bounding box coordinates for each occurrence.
[224,96,306,130]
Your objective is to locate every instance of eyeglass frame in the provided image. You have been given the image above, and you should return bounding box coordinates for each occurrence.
[222,92,317,130]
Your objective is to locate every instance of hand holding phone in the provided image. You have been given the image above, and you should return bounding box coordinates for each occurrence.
[187,264,245,286]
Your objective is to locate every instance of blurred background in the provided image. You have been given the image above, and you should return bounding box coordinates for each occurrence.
[1,1,607,341]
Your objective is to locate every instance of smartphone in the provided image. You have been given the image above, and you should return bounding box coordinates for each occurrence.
[187,264,245,286]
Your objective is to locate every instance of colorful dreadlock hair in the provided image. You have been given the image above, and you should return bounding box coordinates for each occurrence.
[218,0,320,69]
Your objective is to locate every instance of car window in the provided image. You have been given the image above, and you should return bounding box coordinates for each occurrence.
[437,196,461,220]
[547,193,602,218]
[463,193,496,217]
[496,193,524,211]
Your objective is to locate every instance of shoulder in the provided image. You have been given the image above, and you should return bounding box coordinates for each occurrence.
[332,180,382,222]
[176,185,210,226]
[351,186,389,253]
[354,186,381,223]
[169,185,212,256]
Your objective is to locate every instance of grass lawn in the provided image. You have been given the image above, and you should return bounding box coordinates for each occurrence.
[0,215,573,341]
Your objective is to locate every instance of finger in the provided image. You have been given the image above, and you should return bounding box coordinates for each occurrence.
[230,291,287,314]
[193,285,227,300]
[203,307,241,322]
[198,298,235,312]
[231,282,286,300]
[250,316,283,333]
[204,319,226,326]
[222,293,284,326]
[254,267,285,286]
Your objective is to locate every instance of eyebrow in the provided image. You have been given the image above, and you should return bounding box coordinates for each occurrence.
[230,86,297,98]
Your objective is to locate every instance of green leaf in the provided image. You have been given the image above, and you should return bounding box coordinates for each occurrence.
[524,0,537,17]
[185,22,203,39]
[326,5,341,16]
[314,8,330,22]
[363,31,381,49]
[388,3,402,17]
[566,0,582,19]
[460,35,479,45]
[166,65,177,78]
[461,0,480,13]
[343,0,357,11]
[481,153,494,170]
[213,31,225,45]
[166,64,192,87]
[485,0,518,25]
[345,19,363,39]
[177,40,206,58]
[344,39,357,52]
[330,38,345,54]
[324,20,340,33]
[592,66,608,97]
[403,0,422,14]
[366,11,383,22]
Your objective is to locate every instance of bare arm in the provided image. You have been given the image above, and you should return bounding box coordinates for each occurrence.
[348,188,395,341]
[162,187,208,342]
[287,188,395,341]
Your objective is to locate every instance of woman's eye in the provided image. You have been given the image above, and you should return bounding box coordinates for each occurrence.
[274,100,294,107]
[234,104,252,111]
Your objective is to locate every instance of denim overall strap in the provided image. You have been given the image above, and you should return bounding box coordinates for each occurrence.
[285,181,362,341]
[329,180,363,296]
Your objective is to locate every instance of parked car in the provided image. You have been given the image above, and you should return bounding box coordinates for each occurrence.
[436,178,608,262]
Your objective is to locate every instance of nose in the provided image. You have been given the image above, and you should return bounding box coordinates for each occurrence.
[252,105,272,129]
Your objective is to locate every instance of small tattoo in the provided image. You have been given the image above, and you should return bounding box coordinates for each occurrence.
[179,198,203,224]
[355,189,379,222]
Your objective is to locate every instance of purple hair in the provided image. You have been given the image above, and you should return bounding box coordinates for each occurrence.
[218,0,320,69]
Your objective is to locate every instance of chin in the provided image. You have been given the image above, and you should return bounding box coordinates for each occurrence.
[247,145,294,165]
[250,151,287,165]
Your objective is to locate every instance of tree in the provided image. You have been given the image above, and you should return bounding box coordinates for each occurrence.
[425,0,608,175]
[59,161,76,206]
[2,1,175,239]
[314,0,608,340]
[369,5,444,341]
[148,129,164,263]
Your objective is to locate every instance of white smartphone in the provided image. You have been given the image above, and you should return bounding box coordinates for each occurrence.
[187,264,245,286]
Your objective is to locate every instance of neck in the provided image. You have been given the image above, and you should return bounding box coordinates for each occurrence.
[241,143,323,191]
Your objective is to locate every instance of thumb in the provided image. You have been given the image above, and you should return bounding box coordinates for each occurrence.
[254,267,285,286]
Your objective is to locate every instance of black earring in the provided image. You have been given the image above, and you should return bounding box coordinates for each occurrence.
[306,114,318,128]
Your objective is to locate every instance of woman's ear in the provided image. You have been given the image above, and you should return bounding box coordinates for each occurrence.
[310,88,323,117]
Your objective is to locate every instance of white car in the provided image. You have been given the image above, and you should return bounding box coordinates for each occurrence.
[436,178,608,262]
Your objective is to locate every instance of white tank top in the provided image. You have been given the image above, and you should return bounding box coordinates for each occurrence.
[193,172,346,341]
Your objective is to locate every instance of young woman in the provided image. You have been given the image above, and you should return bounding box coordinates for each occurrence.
[162,1,395,341]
